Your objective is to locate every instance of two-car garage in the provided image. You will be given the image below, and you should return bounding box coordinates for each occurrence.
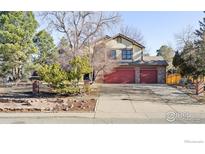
[102,56,168,84]
[104,67,159,84]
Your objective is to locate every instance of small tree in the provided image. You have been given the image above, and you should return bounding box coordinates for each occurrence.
[172,51,182,68]
[156,45,174,70]
[174,43,198,78]
[68,55,92,84]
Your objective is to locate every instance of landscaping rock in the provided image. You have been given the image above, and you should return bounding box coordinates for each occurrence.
[75,102,82,108]
[56,98,64,103]
[33,108,41,112]
[0,98,9,103]
[0,90,97,112]
[21,102,32,106]
[69,104,74,109]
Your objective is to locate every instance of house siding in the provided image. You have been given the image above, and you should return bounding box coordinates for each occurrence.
[106,37,143,62]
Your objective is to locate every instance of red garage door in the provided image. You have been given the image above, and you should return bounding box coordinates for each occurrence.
[104,68,135,83]
[140,69,157,83]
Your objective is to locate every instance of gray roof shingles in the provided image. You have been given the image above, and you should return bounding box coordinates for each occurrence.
[131,56,168,66]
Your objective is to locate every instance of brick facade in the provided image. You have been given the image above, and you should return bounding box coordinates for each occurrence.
[157,66,166,84]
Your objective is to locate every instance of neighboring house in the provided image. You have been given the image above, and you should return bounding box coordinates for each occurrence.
[93,33,168,84]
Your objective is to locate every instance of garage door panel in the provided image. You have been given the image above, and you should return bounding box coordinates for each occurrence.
[140,69,157,83]
[104,68,135,83]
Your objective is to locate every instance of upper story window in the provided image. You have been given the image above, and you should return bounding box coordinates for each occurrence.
[110,50,116,59]
[122,49,133,60]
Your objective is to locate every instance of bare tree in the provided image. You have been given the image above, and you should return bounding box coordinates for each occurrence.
[57,37,72,69]
[120,25,145,45]
[40,11,120,58]
[90,41,118,82]
[175,25,197,51]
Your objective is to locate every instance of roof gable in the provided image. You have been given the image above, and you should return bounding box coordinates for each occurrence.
[110,33,145,49]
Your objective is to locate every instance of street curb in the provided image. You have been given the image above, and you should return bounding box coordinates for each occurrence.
[0,112,95,118]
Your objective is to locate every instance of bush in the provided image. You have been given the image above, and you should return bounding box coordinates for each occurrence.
[55,86,80,95]
[179,78,187,86]
[84,83,91,94]
[179,78,192,86]
[37,55,92,95]
[38,63,66,88]
[68,55,92,82]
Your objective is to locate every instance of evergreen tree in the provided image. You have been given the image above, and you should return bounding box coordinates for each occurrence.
[33,29,57,65]
[195,12,205,44]
[172,51,182,68]
[194,12,205,78]
[0,11,38,80]
[179,43,198,78]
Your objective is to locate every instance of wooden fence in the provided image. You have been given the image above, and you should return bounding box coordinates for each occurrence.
[166,73,181,85]
[166,73,205,85]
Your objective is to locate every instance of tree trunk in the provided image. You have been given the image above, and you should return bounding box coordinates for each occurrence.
[196,76,204,95]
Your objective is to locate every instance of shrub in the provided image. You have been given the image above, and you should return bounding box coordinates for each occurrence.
[68,55,92,82]
[84,83,91,94]
[38,63,67,88]
[55,86,80,95]
[38,63,81,95]
[37,55,92,95]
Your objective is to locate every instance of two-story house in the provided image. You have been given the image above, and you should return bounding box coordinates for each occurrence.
[93,33,168,84]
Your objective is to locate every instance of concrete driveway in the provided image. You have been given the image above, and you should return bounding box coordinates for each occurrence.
[95,84,205,123]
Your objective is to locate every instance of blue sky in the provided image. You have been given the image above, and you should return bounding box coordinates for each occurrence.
[118,11,204,55]
[36,11,204,56]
